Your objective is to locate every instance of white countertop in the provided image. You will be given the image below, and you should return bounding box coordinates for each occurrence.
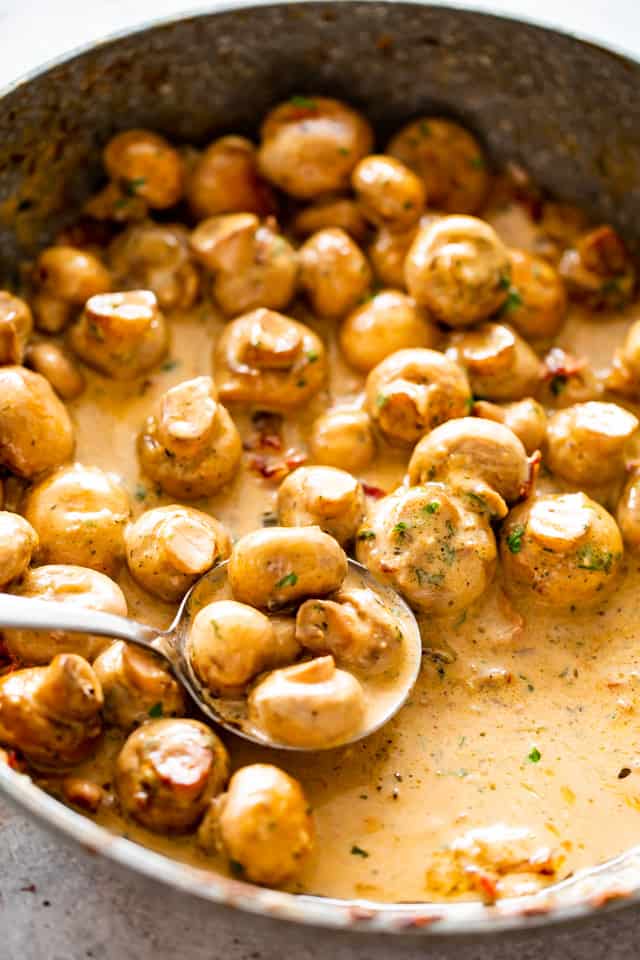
[0,0,638,94]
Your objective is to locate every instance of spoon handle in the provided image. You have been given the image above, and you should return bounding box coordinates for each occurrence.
[0,594,171,662]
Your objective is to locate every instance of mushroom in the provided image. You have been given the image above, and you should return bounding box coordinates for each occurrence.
[365,348,471,446]
[546,402,638,487]
[257,96,373,198]
[124,505,230,602]
[23,463,131,576]
[387,117,488,214]
[108,222,200,311]
[5,565,127,664]
[446,322,541,402]
[248,656,365,749]
[298,228,372,318]
[277,466,365,545]
[0,654,103,768]
[340,290,438,373]
[93,642,186,730]
[501,492,623,607]
[188,601,300,697]
[115,719,229,832]
[198,764,314,886]
[405,215,510,327]
[0,366,74,478]
[295,585,403,674]
[214,309,326,411]
[138,376,242,499]
[69,289,169,379]
[190,213,297,316]
[228,526,348,610]
[355,483,497,616]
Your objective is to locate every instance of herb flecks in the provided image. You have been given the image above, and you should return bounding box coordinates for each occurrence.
[527,746,541,763]
[357,529,376,541]
[125,176,147,196]
[576,544,615,573]
[276,572,298,589]
[506,524,526,554]
[290,95,317,109]
[500,287,523,314]
[350,844,370,858]
[148,702,164,718]
[423,501,440,515]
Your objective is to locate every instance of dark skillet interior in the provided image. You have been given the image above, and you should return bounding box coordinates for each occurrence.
[0,1,640,277]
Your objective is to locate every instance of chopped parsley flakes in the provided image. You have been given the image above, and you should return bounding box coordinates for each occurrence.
[350,844,370,858]
[276,572,298,589]
[506,524,526,554]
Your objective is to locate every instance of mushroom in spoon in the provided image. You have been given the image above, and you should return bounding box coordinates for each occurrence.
[0,527,421,751]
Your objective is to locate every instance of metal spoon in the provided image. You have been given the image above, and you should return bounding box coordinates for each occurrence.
[0,558,422,751]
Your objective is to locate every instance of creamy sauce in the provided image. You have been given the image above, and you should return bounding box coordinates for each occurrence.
[33,202,640,903]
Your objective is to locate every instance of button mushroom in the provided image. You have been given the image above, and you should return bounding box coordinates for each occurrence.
[33,245,111,333]
[190,213,297,316]
[408,417,531,518]
[295,586,403,674]
[0,654,103,768]
[617,464,640,549]
[138,376,242,499]
[93,641,186,730]
[69,289,169,379]
[188,600,300,697]
[186,135,274,220]
[387,117,488,214]
[365,348,471,446]
[248,656,365,748]
[473,398,547,455]
[5,565,127,664]
[115,718,229,832]
[546,402,638,488]
[291,196,368,242]
[559,225,635,309]
[351,154,426,230]
[0,511,38,587]
[23,463,131,576]
[214,309,326,411]
[446,322,541,402]
[198,764,314,886]
[257,96,373,198]
[124,505,230,602]
[24,342,85,401]
[277,466,365,545]
[405,216,510,327]
[108,222,200,311]
[501,492,623,607]
[309,407,376,473]
[505,249,567,344]
[103,129,185,210]
[355,483,497,616]
[0,292,33,365]
[340,290,438,373]
[228,526,348,610]
[298,228,372,318]
[0,366,74,478]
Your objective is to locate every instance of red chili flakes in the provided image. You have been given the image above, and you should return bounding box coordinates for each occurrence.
[476,870,498,904]
[541,347,586,381]
[6,749,25,772]
[247,448,307,484]
[362,482,387,500]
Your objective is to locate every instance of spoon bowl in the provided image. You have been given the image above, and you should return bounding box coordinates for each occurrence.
[0,558,422,751]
